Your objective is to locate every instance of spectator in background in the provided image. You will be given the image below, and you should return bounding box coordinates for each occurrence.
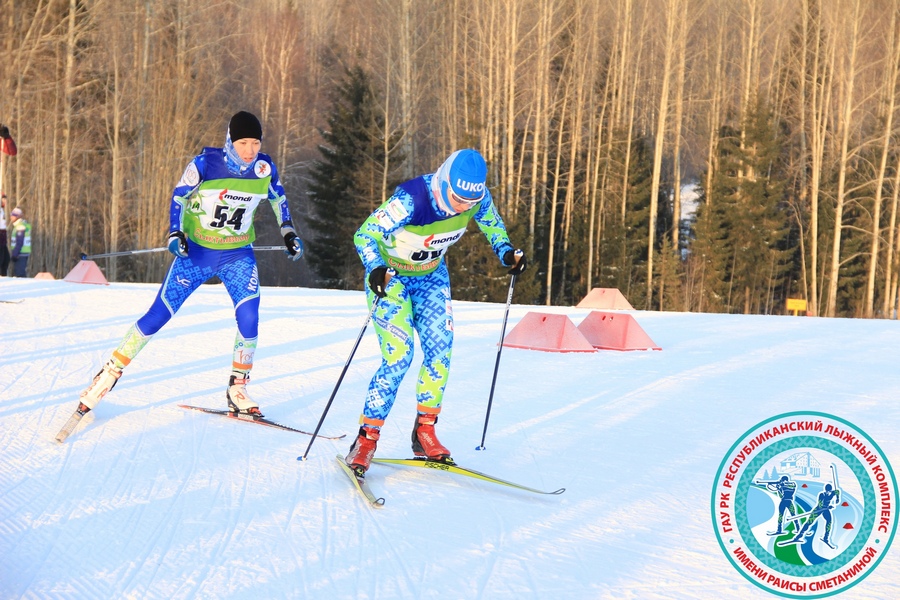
[8,206,31,277]
[0,123,17,277]
[0,124,16,156]
[0,193,9,275]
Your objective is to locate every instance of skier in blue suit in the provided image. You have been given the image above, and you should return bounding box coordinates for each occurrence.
[74,111,303,420]
[764,475,799,536]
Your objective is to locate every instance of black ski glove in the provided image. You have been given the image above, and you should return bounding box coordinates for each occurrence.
[368,266,391,298]
[167,231,188,258]
[503,249,527,275]
[281,223,304,261]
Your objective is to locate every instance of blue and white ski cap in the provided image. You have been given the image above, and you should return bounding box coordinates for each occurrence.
[439,149,487,201]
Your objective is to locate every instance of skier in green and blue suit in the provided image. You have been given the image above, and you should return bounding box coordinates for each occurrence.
[788,483,841,549]
[75,111,303,419]
[345,149,527,475]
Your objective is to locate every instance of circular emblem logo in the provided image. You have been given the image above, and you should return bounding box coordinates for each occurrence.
[712,412,896,597]
[254,160,270,178]
[179,162,200,187]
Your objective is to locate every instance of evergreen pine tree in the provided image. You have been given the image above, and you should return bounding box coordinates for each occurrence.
[305,65,403,289]
[688,98,792,313]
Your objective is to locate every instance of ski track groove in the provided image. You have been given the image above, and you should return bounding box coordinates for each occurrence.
[197,425,255,597]
[281,473,310,595]
[109,412,157,598]
[474,508,504,599]
[172,416,218,600]
[163,416,204,599]
[338,464,417,599]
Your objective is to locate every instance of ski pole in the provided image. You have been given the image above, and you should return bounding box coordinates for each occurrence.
[81,247,167,260]
[80,245,286,260]
[299,296,381,462]
[476,270,518,451]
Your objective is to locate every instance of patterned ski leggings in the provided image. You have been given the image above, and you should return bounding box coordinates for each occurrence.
[359,261,454,429]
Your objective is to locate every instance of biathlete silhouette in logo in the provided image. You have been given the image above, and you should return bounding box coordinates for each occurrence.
[778,483,841,550]
[758,475,799,536]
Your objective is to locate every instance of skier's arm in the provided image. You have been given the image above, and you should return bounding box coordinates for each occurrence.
[169,155,205,234]
[472,191,515,262]
[266,159,293,229]
[354,190,414,272]
[265,161,303,258]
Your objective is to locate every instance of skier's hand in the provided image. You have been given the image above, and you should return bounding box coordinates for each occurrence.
[503,249,527,275]
[167,231,188,258]
[281,227,303,261]
[368,266,393,298]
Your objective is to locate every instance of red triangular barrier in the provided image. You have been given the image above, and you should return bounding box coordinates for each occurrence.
[576,311,661,351]
[34,272,55,280]
[63,260,109,285]
[576,288,634,310]
[502,312,596,353]
[843,523,854,529]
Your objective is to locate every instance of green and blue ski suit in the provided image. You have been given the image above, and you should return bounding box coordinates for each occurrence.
[353,173,516,429]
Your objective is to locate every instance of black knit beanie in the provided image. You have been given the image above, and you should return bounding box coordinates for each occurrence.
[228,111,262,141]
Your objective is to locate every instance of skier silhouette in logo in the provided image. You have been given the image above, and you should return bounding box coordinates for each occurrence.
[786,483,841,550]
[760,475,799,536]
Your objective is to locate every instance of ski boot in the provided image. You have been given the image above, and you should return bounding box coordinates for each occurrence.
[346,426,380,476]
[411,414,452,462]
[79,359,123,412]
[226,374,262,417]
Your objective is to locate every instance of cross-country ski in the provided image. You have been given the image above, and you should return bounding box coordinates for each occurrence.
[335,454,385,507]
[371,457,565,495]
[179,404,345,439]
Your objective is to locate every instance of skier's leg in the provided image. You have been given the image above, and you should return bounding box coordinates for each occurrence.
[775,499,790,534]
[408,264,453,459]
[821,510,834,545]
[80,253,208,410]
[219,249,261,414]
[347,281,415,472]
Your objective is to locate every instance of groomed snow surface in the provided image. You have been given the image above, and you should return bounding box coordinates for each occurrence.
[1,277,898,599]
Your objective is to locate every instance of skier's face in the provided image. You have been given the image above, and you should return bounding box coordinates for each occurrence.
[232,138,261,164]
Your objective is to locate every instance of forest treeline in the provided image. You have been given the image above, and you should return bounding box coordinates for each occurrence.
[3,0,900,318]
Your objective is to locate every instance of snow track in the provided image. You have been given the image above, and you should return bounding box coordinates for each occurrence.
[1,279,898,599]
